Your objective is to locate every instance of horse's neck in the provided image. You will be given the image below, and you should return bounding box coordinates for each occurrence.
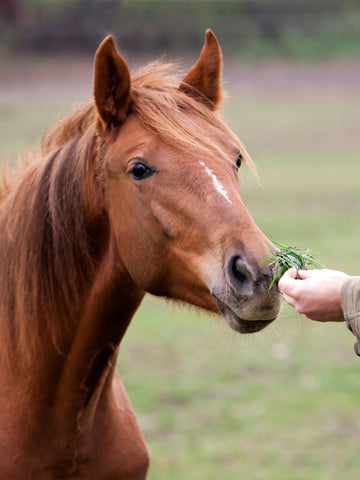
[52,257,144,434]
[0,254,145,473]
[0,137,147,468]
[2,249,144,446]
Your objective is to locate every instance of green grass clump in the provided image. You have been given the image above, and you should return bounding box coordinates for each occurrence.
[262,241,325,289]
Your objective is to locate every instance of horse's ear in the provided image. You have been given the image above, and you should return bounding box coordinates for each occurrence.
[93,35,131,130]
[180,29,223,111]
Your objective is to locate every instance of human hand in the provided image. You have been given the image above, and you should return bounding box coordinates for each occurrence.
[278,268,350,322]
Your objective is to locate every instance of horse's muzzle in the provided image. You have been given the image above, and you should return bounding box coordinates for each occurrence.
[211,252,282,334]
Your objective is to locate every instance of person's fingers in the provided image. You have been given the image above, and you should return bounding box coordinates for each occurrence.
[296,269,318,280]
[282,267,297,279]
[282,293,296,309]
[278,268,297,292]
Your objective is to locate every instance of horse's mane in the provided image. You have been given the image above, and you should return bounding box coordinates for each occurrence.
[0,60,252,368]
[41,101,95,155]
[0,129,106,368]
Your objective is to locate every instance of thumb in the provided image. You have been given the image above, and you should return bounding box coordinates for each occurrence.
[281,267,298,279]
[297,269,311,279]
[278,267,297,292]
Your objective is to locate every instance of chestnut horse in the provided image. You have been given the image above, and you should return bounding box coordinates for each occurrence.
[0,31,281,479]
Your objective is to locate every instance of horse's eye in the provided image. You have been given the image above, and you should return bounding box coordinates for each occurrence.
[129,162,156,180]
[236,153,242,170]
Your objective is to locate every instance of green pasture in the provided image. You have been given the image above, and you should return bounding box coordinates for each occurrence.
[1,58,359,479]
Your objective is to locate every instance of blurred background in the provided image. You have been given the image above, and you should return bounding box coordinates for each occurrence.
[1,1,360,479]
[1,0,360,59]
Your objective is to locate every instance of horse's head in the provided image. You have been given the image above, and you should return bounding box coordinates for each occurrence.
[93,31,282,334]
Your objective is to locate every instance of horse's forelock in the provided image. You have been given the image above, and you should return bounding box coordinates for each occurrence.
[40,60,254,172]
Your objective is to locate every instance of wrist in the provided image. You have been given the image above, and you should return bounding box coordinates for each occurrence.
[341,277,360,357]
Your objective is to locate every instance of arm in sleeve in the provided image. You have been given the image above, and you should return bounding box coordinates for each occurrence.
[341,276,360,357]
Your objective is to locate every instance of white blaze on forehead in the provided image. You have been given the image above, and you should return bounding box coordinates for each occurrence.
[199,161,232,205]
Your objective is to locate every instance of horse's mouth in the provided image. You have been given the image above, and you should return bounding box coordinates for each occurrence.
[214,297,276,334]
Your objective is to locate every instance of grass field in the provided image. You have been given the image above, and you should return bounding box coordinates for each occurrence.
[1,56,360,479]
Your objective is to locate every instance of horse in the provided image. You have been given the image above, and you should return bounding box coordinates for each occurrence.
[0,30,282,479]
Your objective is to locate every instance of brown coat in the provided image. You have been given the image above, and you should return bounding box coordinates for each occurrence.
[341,277,360,356]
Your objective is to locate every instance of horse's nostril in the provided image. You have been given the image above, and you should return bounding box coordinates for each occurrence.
[229,256,252,290]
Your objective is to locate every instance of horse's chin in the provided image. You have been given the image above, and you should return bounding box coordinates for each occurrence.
[215,297,276,334]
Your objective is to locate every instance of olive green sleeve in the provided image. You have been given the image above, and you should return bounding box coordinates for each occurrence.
[341,276,360,357]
